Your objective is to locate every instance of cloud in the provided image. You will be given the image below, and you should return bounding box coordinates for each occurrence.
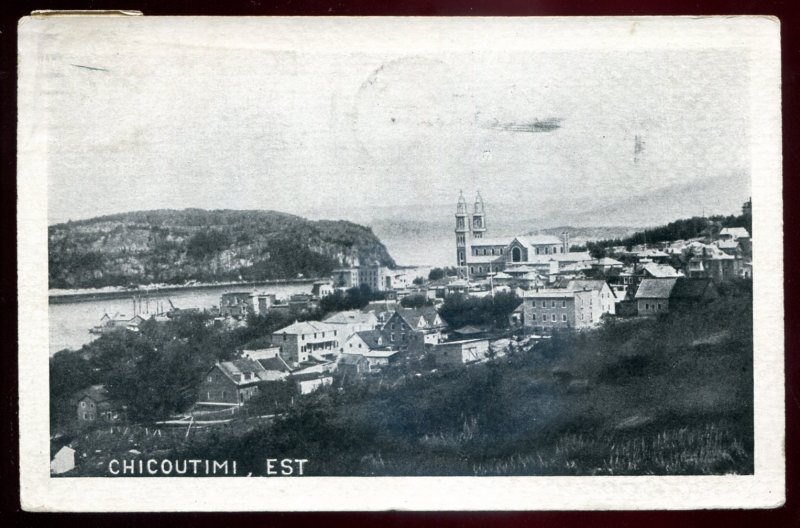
[481,117,562,133]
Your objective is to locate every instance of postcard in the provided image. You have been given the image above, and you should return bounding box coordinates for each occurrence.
[17,15,783,511]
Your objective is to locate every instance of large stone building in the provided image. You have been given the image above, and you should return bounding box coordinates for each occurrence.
[519,289,596,332]
[332,262,392,292]
[455,192,591,280]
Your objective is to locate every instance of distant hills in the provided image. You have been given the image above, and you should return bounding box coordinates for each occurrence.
[48,209,396,289]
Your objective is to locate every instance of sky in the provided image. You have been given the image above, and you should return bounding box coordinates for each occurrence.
[30,18,752,227]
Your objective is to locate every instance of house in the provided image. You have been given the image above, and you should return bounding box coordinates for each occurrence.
[634,278,678,315]
[344,329,391,354]
[74,385,126,426]
[292,372,333,395]
[719,227,750,241]
[380,307,448,354]
[344,330,401,369]
[323,311,379,344]
[668,277,718,309]
[565,279,617,317]
[311,280,334,298]
[338,353,370,378]
[641,262,681,279]
[90,313,147,335]
[271,320,340,364]
[254,355,294,381]
[433,338,490,367]
[519,289,596,331]
[50,446,76,475]
[198,359,270,406]
[361,350,400,369]
[591,257,624,273]
[219,291,276,318]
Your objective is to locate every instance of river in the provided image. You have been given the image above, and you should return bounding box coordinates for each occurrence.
[49,282,313,356]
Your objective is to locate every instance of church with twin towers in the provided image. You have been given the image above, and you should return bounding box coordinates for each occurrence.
[454,191,590,280]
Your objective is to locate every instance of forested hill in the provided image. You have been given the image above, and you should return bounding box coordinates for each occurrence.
[587,202,752,252]
[48,209,396,289]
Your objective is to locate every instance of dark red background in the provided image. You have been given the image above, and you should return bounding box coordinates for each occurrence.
[1,1,797,526]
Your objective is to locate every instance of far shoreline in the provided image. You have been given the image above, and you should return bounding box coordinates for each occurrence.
[48,278,319,305]
[48,264,433,305]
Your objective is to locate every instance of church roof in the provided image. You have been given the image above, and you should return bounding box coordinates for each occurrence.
[522,235,564,246]
[470,237,512,247]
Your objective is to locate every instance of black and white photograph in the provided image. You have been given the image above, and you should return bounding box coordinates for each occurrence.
[17,15,783,511]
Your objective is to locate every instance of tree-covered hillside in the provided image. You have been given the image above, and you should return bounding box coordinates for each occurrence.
[585,199,752,253]
[48,209,396,289]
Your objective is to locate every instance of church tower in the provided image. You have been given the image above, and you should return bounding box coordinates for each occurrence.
[471,191,486,239]
[455,191,469,269]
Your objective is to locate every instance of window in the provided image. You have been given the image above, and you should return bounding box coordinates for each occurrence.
[390,333,395,341]
[314,333,317,338]
[645,303,650,310]
[658,303,662,310]
[83,413,88,420]
[552,314,557,322]
[207,391,211,399]
[80,401,86,408]
[531,314,536,321]
[562,314,567,322]
[207,376,213,382]
[551,300,556,308]
[562,300,567,308]
[512,247,521,262]
[222,391,226,400]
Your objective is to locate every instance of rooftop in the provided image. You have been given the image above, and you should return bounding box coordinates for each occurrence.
[635,278,678,299]
[273,320,336,335]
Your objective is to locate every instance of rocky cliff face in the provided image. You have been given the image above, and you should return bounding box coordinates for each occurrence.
[48,209,396,289]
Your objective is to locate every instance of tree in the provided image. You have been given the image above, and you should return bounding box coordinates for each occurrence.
[400,293,432,308]
[428,268,445,281]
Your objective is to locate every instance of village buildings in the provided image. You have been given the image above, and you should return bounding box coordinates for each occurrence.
[90,313,148,335]
[519,289,596,332]
[379,307,448,355]
[322,310,379,344]
[219,291,277,318]
[74,385,126,426]
[433,338,491,367]
[332,262,392,292]
[454,192,591,281]
[197,359,271,406]
[271,320,340,364]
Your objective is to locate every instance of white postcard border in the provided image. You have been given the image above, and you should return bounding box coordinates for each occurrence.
[17,16,784,512]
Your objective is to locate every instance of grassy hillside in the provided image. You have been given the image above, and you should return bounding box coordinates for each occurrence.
[48,209,396,289]
[168,281,752,476]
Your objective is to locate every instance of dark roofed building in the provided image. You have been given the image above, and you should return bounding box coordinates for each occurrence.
[338,353,370,378]
[73,385,126,426]
[634,278,678,316]
[198,359,269,406]
[669,277,718,308]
